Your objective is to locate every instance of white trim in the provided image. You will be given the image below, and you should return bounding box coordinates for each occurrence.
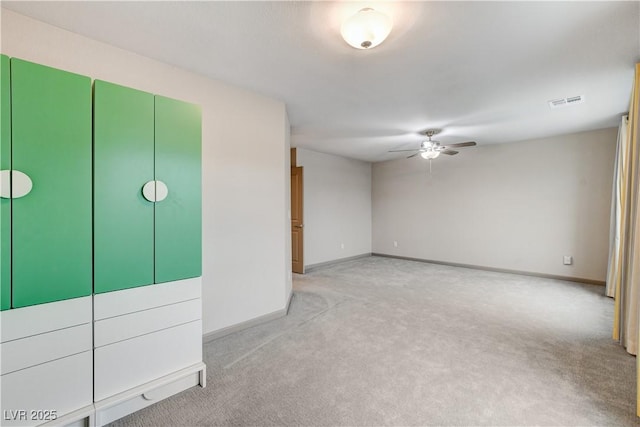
[285,289,294,315]
[305,253,372,273]
[203,303,290,343]
[372,253,605,286]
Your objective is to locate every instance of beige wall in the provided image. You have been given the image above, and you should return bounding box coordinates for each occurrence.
[1,10,291,334]
[296,148,372,267]
[372,128,617,281]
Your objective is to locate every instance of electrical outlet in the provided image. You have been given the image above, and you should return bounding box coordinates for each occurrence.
[393,241,398,247]
[563,255,573,265]
[341,243,345,249]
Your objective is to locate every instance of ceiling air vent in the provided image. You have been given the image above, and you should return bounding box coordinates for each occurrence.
[548,95,585,109]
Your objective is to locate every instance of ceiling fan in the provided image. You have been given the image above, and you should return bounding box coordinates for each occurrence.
[389,129,477,159]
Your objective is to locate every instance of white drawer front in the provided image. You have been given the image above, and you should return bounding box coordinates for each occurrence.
[94,278,201,320]
[0,351,93,427]
[0,297,92,343]
[94,298,201,347]
[1,323,92,375]
[94,320,202,401]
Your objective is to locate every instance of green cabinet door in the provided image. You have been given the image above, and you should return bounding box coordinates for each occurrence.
[0,55,10,310]
[154,96,202,283]
[11,59,92,308]
[94,80,155,293]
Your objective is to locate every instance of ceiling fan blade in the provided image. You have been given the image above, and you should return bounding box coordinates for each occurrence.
[442,141,477,149]
[441,150,459,155]
[389,149,420,153]
[407,153,420,158]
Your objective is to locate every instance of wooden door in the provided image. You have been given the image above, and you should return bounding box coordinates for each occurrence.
[291,166,304,273]
[11,59,92,307]
[93,80,155,293]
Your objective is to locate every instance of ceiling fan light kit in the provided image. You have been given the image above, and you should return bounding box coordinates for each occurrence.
[341,8,392,49]
[388,128,477,160]
[420,150,440,160]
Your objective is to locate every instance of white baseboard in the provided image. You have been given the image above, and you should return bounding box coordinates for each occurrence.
[202,290,293,344]
[304,253,372,273]
[372,253,605,286]
[285,289,294,315]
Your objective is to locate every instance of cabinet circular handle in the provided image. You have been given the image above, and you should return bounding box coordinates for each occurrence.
[142,180,169,203]
[0,170,9,198]
[142,181,155,202]
[0,170,33,199]
[155,180,168,202]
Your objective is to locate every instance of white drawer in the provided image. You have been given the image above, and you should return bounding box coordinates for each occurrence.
[0,297,92,343]
[94,320,202,401]
[0,351,93,427]
[1,323,92,375]
[94,298,201,347]
[94,278,201,320]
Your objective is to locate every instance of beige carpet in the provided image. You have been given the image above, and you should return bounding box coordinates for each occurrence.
[110,256,637,426]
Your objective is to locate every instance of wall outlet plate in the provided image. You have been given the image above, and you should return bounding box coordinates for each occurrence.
[563,255,573,265]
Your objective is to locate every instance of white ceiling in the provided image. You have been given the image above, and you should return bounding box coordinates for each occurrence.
[3,1,639,162]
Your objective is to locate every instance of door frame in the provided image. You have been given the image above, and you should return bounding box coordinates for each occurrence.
[290,148,304,274]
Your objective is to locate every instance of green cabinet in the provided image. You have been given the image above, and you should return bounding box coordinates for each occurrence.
[155,96,202,283]
[1,55,11,310]
[9,59,92,308]
[94,81,155,293]
[94,82,201,293]
[1,59,200,303]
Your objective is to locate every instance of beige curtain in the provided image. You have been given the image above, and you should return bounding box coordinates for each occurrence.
[606,63,639,416]
[609,63,639,355]
[632,64,640,418]
[606,116,627,298]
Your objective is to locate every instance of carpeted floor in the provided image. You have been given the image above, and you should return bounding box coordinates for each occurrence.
[110,256,637,426]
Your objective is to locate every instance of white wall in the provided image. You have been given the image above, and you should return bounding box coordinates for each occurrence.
[284,114,292,302]
[372,128,617,281]
[296,148,371,267]
[1,10,291,334]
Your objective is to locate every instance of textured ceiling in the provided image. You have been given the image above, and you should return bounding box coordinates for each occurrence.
[3,1,640,162]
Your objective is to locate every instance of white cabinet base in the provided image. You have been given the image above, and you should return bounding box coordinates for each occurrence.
[1,298,93,427]
[92,278,205,425]
[1,280,205,427]
[94,320,202,401]
[94,362,206,427]
[40,405,94,427]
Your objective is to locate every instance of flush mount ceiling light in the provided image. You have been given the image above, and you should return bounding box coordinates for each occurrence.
[341,8,393,49]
